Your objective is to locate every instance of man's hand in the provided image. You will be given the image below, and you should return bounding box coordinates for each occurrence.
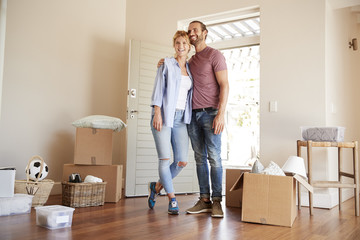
[213,69,229,135]
[157,58,165,68]
[212,112,225,135]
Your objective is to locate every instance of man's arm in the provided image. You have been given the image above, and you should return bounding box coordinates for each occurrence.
[213,69,229,135]
[157,58,165,68]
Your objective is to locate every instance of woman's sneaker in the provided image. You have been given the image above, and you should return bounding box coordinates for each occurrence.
[168,198,179,215]
[148,182,158,209]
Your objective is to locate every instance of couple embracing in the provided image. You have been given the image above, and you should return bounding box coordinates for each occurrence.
[148,21,229,218]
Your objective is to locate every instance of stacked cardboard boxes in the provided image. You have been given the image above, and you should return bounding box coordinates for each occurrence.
[62,128,123,203]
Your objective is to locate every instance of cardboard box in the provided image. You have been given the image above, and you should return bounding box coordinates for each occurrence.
[226,168,251,207]
[231,172,313,227]
[0,167,16,197]
[62,164,122,202]
[74,128,113,165]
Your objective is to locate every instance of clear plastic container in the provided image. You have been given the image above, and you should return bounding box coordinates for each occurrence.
[35,205,75,229]
[0,194,33,216]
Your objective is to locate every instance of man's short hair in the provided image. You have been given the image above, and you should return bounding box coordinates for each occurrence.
[189,20,207,32]
[189,20,208,39]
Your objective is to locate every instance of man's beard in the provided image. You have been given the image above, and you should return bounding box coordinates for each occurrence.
[190,33,204,46]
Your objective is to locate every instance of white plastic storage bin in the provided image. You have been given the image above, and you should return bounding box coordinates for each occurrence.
[0,167,16,197]
[0,194,33,216]
[301,126,345,142]
[35,205,75,229]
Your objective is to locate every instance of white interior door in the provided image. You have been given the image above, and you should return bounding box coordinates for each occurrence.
[125,39,198,197]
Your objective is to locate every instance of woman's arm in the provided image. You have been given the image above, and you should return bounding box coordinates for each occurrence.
[152,106,162,131]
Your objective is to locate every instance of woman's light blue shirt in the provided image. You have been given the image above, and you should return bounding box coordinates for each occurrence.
[150,57,193,128]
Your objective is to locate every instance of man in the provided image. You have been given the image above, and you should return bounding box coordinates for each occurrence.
[151,20,229,217]
[185,21,229,218]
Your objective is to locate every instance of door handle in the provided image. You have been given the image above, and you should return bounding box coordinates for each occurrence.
[130,109,138,114]
[129,109,138,119]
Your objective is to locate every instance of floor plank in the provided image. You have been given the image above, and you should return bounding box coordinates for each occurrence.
[0,194,359,240]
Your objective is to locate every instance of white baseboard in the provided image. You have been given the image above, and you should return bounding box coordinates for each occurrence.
[300,188,354,208]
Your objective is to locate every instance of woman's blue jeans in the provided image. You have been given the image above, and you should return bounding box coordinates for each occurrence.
[187,109,223,201]
[151,110,189,194]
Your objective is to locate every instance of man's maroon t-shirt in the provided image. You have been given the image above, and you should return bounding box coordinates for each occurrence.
[189,46,227,109]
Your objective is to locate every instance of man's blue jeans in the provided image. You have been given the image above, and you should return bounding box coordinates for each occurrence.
[151,110,189,194]
[187,109,223,201]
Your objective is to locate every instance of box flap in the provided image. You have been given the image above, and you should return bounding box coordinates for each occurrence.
[226,169,249,208]
[230,172,245,191]
[293,174,313,193]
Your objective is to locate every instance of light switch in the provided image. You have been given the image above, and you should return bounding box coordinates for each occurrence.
[269,101,278,112]
[331,103,337,114]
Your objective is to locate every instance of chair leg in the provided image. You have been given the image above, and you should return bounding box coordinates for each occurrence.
[307,141,313,216]
[338,147,342,211]
[353,141,359,216]
[297,181,301,209]
[297,140,302,210]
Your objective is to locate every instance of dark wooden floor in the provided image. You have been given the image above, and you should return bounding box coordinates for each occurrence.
[1,194,359,240]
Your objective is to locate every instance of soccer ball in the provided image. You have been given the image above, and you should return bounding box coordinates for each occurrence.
[25,159,49,181]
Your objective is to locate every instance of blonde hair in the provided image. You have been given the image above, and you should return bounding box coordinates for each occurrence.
[172,30,191,58]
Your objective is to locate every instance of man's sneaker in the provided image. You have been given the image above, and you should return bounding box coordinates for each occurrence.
[168,198,179,215]
[148,182,158,209]
[211,200,224,218]
[186,198,212,214]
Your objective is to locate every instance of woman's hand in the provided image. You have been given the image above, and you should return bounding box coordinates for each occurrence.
[153,106,163,131]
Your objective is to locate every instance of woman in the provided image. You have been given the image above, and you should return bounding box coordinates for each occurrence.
[148,30,193,215]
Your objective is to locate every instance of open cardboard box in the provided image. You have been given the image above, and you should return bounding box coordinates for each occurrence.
[230,172,313,227]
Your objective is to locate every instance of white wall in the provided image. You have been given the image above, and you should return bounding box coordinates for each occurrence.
[326,6,360,144]
[325,4,360,189]
[260,0,326,166]
[0,0,127,193]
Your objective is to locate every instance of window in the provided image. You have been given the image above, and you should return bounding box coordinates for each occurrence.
[206,17,260,43]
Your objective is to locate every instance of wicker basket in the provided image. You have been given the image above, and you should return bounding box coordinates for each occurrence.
[62,181,107,207]
[14,155,54,207]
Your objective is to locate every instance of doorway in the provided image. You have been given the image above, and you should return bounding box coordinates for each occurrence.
[220,45,260,167]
